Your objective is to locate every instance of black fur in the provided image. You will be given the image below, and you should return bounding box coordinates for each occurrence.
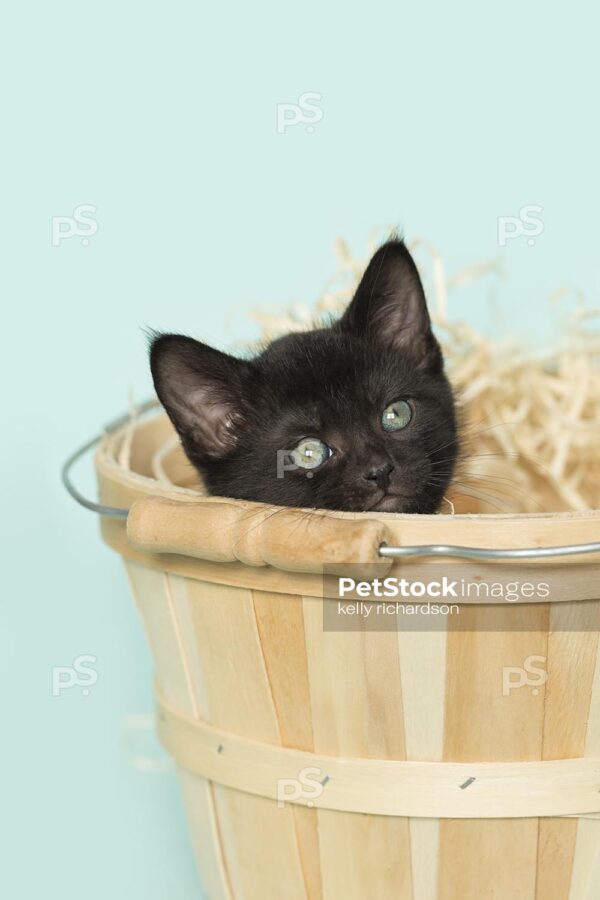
[150,239,459,513]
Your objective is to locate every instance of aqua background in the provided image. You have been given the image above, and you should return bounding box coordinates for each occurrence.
[2,2,599,897]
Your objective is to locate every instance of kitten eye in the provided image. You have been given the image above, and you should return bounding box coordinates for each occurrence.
[289,438,332,470]
[381,400,412,432]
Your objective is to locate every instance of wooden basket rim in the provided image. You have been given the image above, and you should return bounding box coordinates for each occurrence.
[96,409,600,527]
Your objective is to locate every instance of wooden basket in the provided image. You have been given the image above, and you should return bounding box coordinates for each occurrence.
[94,411,600,900]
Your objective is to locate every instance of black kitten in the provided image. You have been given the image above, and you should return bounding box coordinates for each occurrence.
[150,239,459,513]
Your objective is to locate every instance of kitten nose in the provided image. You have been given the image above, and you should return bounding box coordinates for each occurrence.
[364,460,395,489]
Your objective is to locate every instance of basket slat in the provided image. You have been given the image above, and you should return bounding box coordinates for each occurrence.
[302,593,412,898]
[537,604,599,898]
[397,629,447,898]
[126,563,233,898]
[439,603,548,896]
[252,589,322,898]
[569,621,600,899]
[183,578,306,899]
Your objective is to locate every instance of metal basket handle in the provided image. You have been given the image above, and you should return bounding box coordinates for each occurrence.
[61,398,159,519]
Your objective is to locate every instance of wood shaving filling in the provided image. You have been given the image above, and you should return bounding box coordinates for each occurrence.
[249,233,600,514]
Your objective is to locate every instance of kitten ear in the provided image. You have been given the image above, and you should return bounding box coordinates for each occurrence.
[150,334,252,459]
[339,238,442,372]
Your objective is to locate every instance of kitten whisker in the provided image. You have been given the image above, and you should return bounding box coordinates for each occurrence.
[444,483,514,513]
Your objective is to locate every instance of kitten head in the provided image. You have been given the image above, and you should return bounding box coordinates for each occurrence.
[150,238,459,513]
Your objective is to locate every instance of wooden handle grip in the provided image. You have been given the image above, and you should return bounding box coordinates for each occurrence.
[126,496,395,573]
